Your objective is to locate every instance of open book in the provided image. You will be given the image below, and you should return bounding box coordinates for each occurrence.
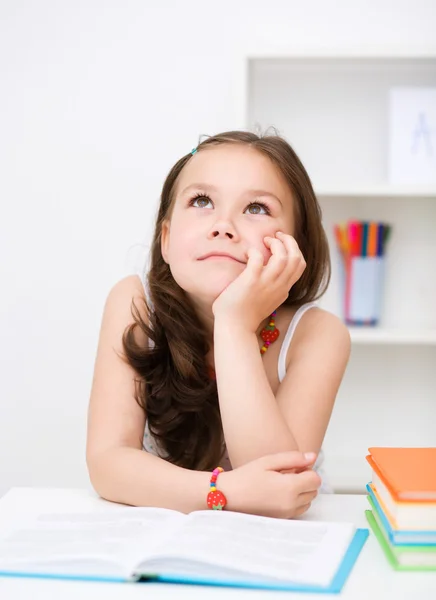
[0,505,368,593]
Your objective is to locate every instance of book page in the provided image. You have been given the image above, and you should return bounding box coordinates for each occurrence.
[0,507,184,578]
[142,510,356,586]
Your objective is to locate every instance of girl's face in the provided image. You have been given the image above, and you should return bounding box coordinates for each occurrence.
[161,144,295,306]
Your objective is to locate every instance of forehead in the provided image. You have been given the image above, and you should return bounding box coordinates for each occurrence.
[175,144,292,199]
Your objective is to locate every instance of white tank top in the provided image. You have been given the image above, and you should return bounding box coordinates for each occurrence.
[136,274,332,493]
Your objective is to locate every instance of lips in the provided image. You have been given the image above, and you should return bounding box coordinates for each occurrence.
[198,252,245,264]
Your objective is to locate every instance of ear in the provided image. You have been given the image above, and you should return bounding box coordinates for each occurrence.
[161,219,170,264]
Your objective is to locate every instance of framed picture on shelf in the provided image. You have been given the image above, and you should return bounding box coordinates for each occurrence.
[388,87,436,185]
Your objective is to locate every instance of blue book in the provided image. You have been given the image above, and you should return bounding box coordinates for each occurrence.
[366,484,436,545]
[0,506,368,593]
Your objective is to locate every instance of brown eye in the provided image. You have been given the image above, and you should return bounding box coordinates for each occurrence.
[190,194,212,209]
[245,202,270,215]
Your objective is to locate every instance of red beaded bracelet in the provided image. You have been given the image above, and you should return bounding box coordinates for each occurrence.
[206,466,227,510]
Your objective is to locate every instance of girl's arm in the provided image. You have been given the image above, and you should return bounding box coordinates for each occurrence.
[86,275,321,518]
[214,308,351,469]
[86,275,210,512]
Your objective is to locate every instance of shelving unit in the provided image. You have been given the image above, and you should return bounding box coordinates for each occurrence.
[246,54,436,494]
[349,327,436,345]
[316,187,436,200]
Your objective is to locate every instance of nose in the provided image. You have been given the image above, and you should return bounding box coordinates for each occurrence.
[208,219,240,241]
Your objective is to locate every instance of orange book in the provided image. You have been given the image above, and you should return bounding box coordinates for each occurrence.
[366,447,436,502]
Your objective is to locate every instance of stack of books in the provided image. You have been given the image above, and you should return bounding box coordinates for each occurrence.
[365,447,436,570]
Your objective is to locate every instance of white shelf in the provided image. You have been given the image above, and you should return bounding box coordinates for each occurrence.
[349,327,436,345]
[249,57,436,189]
[316,186,436,200]
[247,54,436,492]
[247,49,436,60]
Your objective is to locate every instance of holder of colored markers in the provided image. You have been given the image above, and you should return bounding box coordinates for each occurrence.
[340,255,385,325]
[334,221,391,327]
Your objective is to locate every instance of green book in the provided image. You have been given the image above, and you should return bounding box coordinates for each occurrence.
[365,506,436,571]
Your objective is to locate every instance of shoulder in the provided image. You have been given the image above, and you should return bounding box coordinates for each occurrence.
[102,275,149,345]
[106,274,145,300]
[104,275,147,313]
[286,306,351,363]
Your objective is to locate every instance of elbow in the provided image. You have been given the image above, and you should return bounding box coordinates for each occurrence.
[86,449,118,504]
[86,446,144,507]
[229,434,298,469]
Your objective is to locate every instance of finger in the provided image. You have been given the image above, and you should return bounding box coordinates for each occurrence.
[280,461,317,475]
[261,451,317,471]
[280,465,313,475]
[293,502,312,518]
[275,232,306,285]
[297,490,318,505]
[275,232,306,277]
[262,237,288,280]
[292,469,322,494]
[243,247,264,278]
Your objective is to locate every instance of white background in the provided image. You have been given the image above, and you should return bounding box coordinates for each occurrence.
[1,0,435,498]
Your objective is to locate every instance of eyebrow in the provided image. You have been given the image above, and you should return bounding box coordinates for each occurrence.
[180,183,283,206]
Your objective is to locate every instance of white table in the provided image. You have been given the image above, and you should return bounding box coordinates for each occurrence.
[0,488,435,600]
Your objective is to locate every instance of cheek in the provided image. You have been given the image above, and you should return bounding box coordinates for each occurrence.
[248,230,274,265]
[167,226,196,260]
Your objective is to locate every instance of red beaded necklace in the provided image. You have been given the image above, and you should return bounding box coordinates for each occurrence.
[207,310,279,380]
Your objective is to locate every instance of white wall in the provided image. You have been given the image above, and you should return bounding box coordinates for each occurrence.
[1,0,435,498]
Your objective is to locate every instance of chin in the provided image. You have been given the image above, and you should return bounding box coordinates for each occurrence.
[200,278,235,301]
[177,273,238,304]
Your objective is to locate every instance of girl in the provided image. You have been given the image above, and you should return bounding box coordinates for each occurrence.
[86,130,351,519]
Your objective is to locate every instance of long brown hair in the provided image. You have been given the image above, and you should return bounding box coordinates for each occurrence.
[122,130,330,471]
